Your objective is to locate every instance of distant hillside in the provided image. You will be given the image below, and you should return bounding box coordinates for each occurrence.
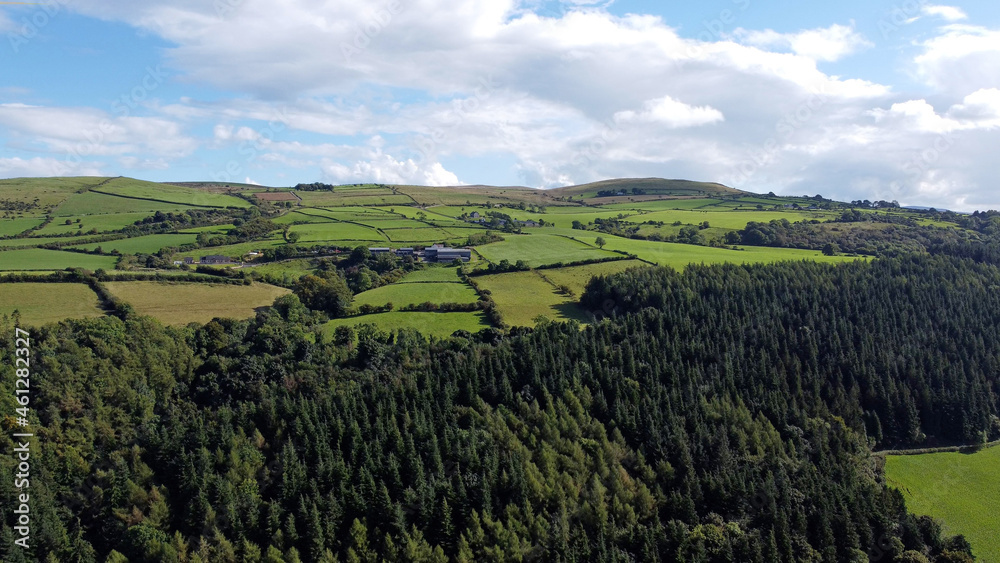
[550,178,746,200]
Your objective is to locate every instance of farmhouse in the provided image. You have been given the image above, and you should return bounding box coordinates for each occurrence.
[201,255,234,265]
[368,247,392,254]
[470,211,481,218]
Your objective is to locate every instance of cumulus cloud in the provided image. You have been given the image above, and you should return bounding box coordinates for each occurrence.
[2,1,1000,210]
[733,23,873,62]
[614,96,724,128]
[915,25,1000,96]
[921,4,968,22]
[0,103,196,158]
[321,147,461,186]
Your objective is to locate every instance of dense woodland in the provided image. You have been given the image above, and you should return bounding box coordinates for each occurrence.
[4,250,998,561]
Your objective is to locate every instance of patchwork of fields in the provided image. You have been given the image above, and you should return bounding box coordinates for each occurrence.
[0,176,908,333]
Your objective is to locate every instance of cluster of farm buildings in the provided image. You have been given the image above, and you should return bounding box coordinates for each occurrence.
[187,244,471,266]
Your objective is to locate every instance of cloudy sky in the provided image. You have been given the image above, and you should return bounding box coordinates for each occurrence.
[1,0,999,210]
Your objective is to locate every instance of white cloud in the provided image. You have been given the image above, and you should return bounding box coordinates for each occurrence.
[3,1,1000,210]
[0,157,103,178]
[915,25,1000,96]
[614,96,724,128]
[733,23,873,62]
[921,4,968,22]
[321,148,461,186]
[0,103,196,158]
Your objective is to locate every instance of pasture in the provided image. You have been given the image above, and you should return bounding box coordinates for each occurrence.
[475,234,618,268]
[54,191,195,216]
[288,222,386,243]
[104,281,291,325]
[94,177,252,208]
[0,283,105,325]
[0,249,118,271]
[539,259,649,296]
[0,217,45,237]
[34,212,154,235]
[592,233,861,269]
[352,281,479,308]
[886,447,1000,562]
[324,310,491,339]
[70,233,200,254]
[399,265,464,283]
[0,177,109,211]
[476,271,589,327]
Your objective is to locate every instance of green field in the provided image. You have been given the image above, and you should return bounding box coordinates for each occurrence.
[35,212,154,235]
[476,271,589,327]
[325,311,491,339]
[0,217,45,237]
[399,265,463,283]
[242,259,316,281]
[296,189,413,207]
[352,281,479,308]
[172,237,287,261]
[0,177,109,211]
[475,234,618,268]
[54,191,196,216]
[0,248,119,271]
[288,222,386,242]
[70,234,200,254]
[0,283,105,325]
[104,281,291,325]
[587,232,861,269]
[539,259,649,296]
[886,447,1000,562]
[95,178,252,208]
[635,209,834,229]
[0,236,106,249]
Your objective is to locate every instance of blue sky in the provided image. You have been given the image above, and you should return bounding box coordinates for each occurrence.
[1,0,999,210]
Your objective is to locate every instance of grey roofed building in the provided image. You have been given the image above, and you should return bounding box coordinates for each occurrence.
[201,255,234,265]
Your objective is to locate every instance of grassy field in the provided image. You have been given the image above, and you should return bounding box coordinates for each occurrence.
[539,259,649,296]
[0,249,119,271]
[587,233,862,269]
[95,178,252,208]
[324,311,491,339]
[288,222,386,242]
[476,271,589,327]
[399,266,464,283]
[352,281,479,308]
[54,191,196,216]
[70,234,200,254]
[0,217,46,237]
[34,212,153,236]
[0,177,109,211]
[242,259,316,280]
[886,447,1000,562]
[475,234,618,268]
[0,283,105,325]
[172,237,287,261]
[104,281,290,325]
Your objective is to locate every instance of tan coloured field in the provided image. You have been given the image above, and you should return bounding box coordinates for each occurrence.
[104,281,290,325]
